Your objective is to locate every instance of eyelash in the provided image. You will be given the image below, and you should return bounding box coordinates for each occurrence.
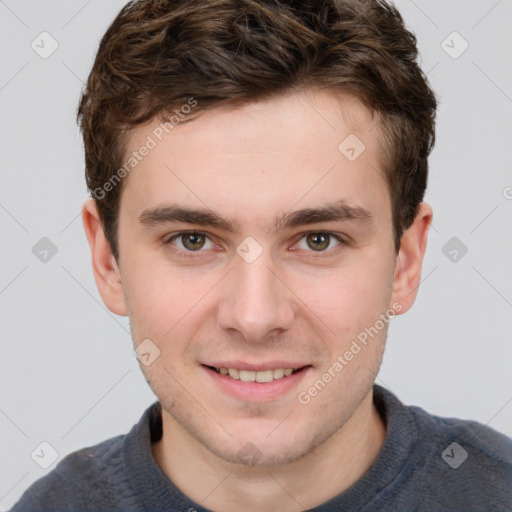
[163,231,349,258]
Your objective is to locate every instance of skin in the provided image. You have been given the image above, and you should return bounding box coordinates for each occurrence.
[83,89,432,511]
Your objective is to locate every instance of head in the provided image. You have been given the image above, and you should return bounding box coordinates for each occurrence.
[81,0,436,467]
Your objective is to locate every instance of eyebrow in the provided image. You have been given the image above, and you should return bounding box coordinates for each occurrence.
[138,200,373,233]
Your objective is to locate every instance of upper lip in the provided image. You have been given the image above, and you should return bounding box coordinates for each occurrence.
[202,361,310,371]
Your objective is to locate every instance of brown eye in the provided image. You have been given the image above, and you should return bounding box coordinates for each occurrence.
[306,233,331,251]
[181,232,206,251]
[165,231,216,255]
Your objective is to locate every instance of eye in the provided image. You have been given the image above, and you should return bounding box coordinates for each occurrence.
[294,232,343,252]
[166,231,215,252]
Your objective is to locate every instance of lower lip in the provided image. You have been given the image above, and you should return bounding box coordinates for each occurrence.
[202,365,311,402]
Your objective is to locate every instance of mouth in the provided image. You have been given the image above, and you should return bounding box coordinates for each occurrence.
[201,363,311,401]
[204,365,305,383]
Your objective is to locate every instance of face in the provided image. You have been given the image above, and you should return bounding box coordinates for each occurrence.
[110,90,403,466]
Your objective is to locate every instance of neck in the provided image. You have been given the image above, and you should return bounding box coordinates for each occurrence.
[152,389,386,511]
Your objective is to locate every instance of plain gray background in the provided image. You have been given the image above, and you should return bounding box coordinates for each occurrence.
[1,0,511,508]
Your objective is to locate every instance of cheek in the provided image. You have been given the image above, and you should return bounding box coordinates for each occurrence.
[121,253,217,342]
[302,257,394,334]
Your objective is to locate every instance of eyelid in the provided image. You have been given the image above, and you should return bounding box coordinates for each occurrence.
[296,230,351,243]
[164,230,217,255]
[164,230,211,243]
[291,231,349,253]
[163,229,351,257]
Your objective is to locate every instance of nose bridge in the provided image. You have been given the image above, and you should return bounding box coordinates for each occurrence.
[216,250,294,342]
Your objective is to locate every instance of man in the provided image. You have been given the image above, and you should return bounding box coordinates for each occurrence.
[11,0,512,510]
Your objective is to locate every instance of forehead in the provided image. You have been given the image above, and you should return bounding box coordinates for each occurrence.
[120,90,390,222]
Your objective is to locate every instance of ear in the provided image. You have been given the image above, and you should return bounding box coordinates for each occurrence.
[82,199,127,316]
[391,202,433,314]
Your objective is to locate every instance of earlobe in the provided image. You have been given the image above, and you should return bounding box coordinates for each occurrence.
[391,202,433,314]
[82,199,128,316]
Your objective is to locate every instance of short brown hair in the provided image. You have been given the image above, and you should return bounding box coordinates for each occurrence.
[78,0,436,260]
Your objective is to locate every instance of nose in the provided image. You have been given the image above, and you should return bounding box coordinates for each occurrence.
[216,253,296,344]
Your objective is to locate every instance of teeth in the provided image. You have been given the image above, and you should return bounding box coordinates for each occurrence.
[239,370,256,382]
[216,367,298,382]
[256,370,273,383]
[273,368,285,379]
[228,368,240,380]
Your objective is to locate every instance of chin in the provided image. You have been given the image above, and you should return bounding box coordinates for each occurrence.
[214,436,315,468]
[201,413,346,469]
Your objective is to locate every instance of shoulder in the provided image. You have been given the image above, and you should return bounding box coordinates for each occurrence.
[10,402,162,512]
[372,385,512,510]
[376,385,512,469]
[10,435,128,512]
[410,402,512,466]
[405,400,512,508]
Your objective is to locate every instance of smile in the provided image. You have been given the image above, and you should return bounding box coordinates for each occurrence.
[210,366,301,383]
[201,363,311,401]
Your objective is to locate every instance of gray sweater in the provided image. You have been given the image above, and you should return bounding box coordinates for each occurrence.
[10,385,512,511]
